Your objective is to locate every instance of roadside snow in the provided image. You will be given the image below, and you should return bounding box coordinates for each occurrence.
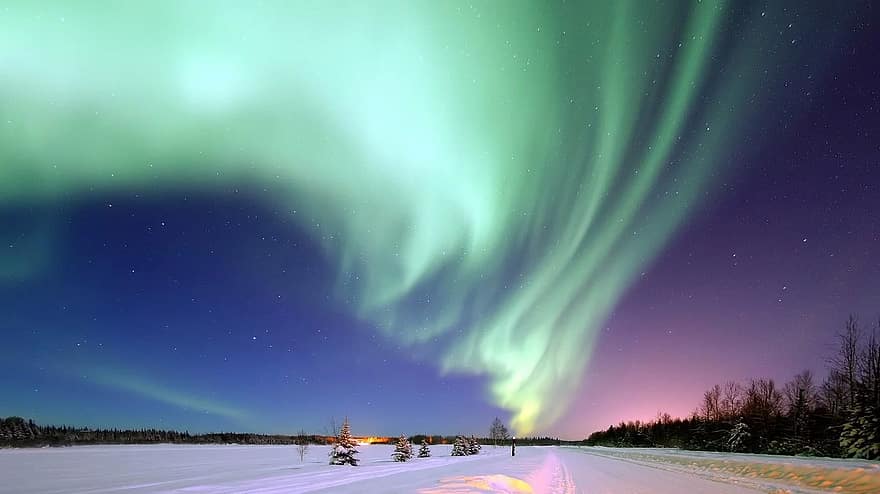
[574,446,880,494]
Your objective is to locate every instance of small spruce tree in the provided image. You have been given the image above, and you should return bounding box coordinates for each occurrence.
[418,439,431,458]
[329,417,359,466]
[392,434,413,462]
[840,395,880,460]
[451,435,468,456]
[466,435,481,455]
[727,420,751,453]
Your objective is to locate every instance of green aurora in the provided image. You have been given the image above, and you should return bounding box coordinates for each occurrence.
[0,1,832,433]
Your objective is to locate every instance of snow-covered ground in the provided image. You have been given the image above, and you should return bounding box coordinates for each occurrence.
[1,444,879,493]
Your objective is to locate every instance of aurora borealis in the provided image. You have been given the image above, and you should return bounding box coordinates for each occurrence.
[1,1,878,437]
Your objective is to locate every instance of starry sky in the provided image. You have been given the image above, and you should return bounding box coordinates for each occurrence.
[1,1,877,438]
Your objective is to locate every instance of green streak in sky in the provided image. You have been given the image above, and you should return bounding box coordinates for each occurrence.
[87,367,248,422]
[0,1,801,432]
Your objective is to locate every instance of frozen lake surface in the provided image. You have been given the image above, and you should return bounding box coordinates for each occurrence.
[2,444,879,493]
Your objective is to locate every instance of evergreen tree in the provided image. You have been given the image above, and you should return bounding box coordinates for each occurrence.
[727,420,751,453]
[839,395,880,460]
[392,434,412,462]
[466,435,481,455]
[329,417,359,466]
[418,439,431,458]
[791,388,810,443]
[451,435,468,456]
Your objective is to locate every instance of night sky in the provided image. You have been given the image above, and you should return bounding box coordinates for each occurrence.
[1,1,878,439]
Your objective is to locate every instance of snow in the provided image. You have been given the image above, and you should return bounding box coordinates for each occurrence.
[1,444,878,493]
[578,446,880,493]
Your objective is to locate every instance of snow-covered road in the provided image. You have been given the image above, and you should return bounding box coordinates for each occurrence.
[2,444,878,493]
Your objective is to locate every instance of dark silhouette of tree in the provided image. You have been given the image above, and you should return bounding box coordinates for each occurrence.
[830,316,862,408]
[0,417,328,448]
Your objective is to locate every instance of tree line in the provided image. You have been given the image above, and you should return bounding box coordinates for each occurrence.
[0,417,327,447]
[0,414,577,449]
[586,315,880,459]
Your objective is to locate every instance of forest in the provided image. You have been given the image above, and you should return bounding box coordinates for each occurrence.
[586,315,880,459]
[0,418,326,447]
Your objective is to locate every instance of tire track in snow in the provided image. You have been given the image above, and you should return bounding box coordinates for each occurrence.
[525,451,576,494]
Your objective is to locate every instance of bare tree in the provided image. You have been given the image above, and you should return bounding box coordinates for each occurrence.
[657,412,673,425]
[859,319,880,410]
[489,417,509,447]
[829,315,862,409]
[820,371,848,418]
[783,370,817,414]
[700,385,722,422]
[743,378,784,427]
[325,417,339,438]
[296,429,309,462]
[720,381,743,420]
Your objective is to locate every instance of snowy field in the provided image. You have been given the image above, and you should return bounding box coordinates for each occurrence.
[2,444,879,493]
